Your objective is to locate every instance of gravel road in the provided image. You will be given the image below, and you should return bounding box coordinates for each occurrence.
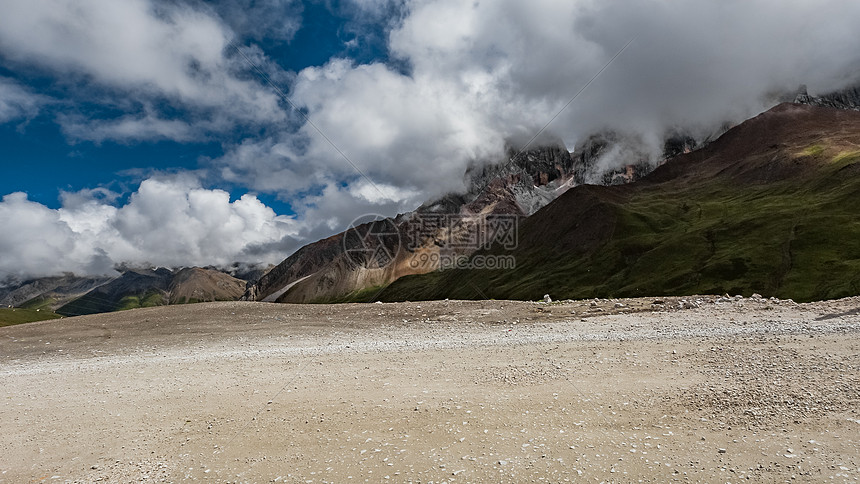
[1,295,858,482]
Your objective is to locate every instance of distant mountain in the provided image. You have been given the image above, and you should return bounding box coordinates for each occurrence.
[54,267,247,317]
[0,274,114,310]
[379,103,860,303]
[56,268,172,316]
[169,267,247,304]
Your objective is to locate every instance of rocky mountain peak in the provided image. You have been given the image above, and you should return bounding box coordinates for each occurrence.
[794,84,860,110]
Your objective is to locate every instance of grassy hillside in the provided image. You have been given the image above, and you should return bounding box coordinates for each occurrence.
[58,288,168,316]
[19,296,57,311]
[378,105,860,303]
[0,308,62,327]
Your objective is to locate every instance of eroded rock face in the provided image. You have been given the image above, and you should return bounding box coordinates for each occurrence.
[573,132,670,187]
[436,144,576,217]
[795,85,860,111]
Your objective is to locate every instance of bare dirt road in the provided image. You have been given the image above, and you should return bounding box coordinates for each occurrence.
[1,296,859,482]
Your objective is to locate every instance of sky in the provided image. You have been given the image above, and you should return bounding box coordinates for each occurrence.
[1,0,859,281]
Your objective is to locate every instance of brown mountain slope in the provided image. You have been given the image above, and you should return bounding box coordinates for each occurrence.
[168,267,247,304]
[645,102,860,185]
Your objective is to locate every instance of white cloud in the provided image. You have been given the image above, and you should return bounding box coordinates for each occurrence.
[348,179,418,205]
[290,180,417,239]
[0,77,47,123]
[106,176,297,266]
[197,0,860,273]
[291,59,506,194]
[219,0,860,205]
[60,112,201,144]
[211,0,303,42]
[217,57,507,202]
[0,192,100,279]
[388,0,860,149]
[58,186,121,210]
[0,179,299,280]
[0,0,288,138]
[217,135,321,193]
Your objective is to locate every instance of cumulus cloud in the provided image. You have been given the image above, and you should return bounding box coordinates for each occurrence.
[386,0,860,142]
[294,178,420,237]
[216,0,860,204]
[0,77,47,123]
[292,59,505,193]
[0,0,289,141]
[0,192,105,279]
[219,58,505,200]
[0,178,298,280]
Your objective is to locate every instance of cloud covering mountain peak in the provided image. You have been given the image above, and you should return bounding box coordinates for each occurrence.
[1,0,860,280]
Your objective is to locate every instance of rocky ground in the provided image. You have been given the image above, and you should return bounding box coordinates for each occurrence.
[0,295,858,482]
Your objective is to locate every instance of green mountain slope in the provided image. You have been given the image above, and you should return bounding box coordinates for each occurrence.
[379,104,860,303]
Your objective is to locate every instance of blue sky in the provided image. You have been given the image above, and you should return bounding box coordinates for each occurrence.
[1,0,859,280]
[0,0,391,214]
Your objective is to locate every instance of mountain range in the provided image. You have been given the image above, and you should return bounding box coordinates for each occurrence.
[245,86,860,305]
[380,102,860,303]
[3,85,859,319]
[0,266,261,318]
[245,129,709,304]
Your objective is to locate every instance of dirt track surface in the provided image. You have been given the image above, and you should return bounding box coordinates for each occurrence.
[1,296,859,482]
